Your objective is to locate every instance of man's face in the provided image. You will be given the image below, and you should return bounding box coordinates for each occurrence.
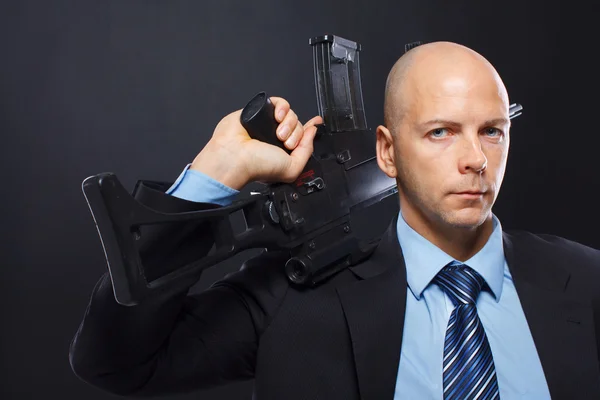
[389,70,510,230]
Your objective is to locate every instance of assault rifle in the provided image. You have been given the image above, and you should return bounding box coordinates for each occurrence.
[82,35,523,305]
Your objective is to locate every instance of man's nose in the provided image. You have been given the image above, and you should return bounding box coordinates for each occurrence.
[458,135,487,174]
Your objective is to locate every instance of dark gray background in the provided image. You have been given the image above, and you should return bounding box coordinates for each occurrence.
[1,0,597,398]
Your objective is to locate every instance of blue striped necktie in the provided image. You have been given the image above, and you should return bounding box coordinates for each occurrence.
[433,261,500,400]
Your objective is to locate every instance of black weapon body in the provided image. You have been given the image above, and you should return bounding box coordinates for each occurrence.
[81,35,523,306]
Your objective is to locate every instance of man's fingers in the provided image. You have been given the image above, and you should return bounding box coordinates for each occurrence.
[276,109,298,141]
[270,96,290,122]
[284,120,304,150]
[303,115,323,129]
[287,124,318,180]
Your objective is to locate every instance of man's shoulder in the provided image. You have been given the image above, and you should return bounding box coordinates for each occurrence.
[506,229,598,251]
[214,249,291,293]
[216,249,359,293]
[504,229,600,275]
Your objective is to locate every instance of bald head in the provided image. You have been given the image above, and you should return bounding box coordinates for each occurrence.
[383,41,509,134]
[375,40,512,245]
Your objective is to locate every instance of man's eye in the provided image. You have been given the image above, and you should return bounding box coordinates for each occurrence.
[430,128,448,138]
[483,127,502,136]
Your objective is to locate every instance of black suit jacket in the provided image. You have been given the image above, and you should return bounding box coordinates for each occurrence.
[70,180,600,399]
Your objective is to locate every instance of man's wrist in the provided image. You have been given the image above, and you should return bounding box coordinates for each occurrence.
[190,141,249,191]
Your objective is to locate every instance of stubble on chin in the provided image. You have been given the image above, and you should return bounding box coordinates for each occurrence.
[436,202,492,231]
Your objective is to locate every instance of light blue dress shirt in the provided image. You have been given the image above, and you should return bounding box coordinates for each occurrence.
[166,164,551,399]
[394,211,550,399]
[165,163,239,206]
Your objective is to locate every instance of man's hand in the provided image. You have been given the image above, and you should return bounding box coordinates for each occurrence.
[190,97,322,190]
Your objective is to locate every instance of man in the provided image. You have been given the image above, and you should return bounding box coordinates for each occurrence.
[69,42,600,399]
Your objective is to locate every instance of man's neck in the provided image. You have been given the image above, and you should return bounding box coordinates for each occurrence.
[400,207,494,262]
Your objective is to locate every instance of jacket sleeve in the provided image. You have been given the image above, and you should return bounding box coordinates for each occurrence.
[68,180,289,396]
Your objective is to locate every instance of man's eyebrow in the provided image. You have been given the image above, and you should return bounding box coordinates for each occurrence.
[417,119,462,130]
[482,118,510,126]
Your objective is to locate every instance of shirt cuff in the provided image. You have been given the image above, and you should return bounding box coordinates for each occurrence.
[166,163,240,206]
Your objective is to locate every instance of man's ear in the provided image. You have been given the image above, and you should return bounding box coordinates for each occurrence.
[376,125,397,178]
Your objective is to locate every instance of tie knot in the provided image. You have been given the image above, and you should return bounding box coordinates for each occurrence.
[433,261,485,306]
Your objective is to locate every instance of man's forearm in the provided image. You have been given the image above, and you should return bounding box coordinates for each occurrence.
[69,272,190,395]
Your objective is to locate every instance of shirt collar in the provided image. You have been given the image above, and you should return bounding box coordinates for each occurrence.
[396,210,505,302]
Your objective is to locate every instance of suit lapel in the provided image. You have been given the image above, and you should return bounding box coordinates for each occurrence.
[503,232,600,398]
[336,213,407,400]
